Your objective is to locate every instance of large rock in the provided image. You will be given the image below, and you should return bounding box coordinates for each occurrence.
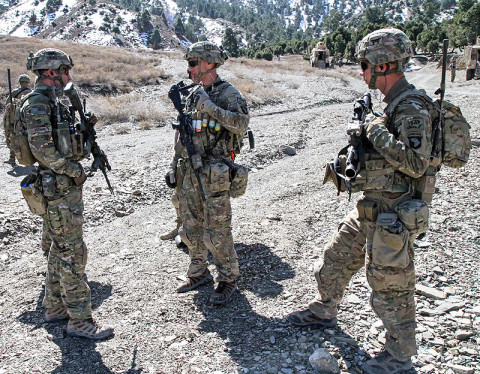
[309,348,340,374]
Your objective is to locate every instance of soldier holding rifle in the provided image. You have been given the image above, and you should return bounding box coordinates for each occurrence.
[288,29,436,373]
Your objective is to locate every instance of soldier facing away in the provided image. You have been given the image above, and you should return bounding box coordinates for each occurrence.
[173,41,249,305]
[20,48,113,339]
[3,74,32,166]
[288,28,436,373]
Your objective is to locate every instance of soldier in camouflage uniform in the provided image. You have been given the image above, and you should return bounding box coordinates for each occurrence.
[21,48,113,339]
[288,29,434,373]
[174,41,249,305]
[3,74,32,166]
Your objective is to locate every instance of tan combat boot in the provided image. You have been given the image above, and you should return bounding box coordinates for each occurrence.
[45,306,69,322]
[210,281,237,305]
[176,269,213,293]
[67,318,114,340]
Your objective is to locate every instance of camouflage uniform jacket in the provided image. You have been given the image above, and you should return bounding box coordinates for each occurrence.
[20,84,83,178]
[361,77,434,193]
[183,76,249,162]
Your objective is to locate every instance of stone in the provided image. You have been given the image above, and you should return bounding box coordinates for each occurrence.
[434,300,465,315]
[280,145,296,156]
[416,284,447,300]
[455,330,474,340]
[444,364,475,374]
[309,348,340,374]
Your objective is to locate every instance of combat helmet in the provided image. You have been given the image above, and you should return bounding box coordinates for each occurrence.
[26,48,74,76]
[18,74,31,84]
[357,28,413,88]
[184,41,227,67]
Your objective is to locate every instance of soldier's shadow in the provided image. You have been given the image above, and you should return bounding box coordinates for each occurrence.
[193,243,377,373]
[6,164,35,177]
[193,242,299,371]
[17,281,142,374]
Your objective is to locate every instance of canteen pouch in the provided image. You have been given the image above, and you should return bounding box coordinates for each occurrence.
[207,161,231,194]
[372,212,409,269]
[20,173,47,216]
[394,199,429,236]
[229,163,248,198]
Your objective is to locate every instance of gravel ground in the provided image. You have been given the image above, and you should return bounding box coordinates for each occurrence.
[0,55,479,374]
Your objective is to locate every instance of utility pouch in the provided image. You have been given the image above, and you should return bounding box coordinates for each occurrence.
[54,120,73,158]
[229,162,248,198]
[208,161,231,194]
[192,134,205,156]
[357,199,378,222]
[364,159,395,191]
[40,170,56,197]
[55,174,72,191]
[414,170,436,205]
[191,153,203,170]
[394,199,429,236]
[372,212,409,269]
[20,173,47,216]
[70,127,84,159]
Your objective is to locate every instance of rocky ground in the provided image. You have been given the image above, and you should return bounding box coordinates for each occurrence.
[0,55,479,374]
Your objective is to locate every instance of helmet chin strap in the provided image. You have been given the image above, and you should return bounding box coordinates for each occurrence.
[39,68,66,89]
[368,63,396,89]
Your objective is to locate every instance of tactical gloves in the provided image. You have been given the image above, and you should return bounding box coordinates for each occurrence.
[165,170,176,188]
[73,164,87,186]
[85,112,98,126]
[194,88,217,114]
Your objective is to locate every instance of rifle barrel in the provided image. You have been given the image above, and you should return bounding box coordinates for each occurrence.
[7,69,13,106]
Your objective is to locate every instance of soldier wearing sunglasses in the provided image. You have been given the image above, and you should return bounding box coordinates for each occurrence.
[288,28,435,373]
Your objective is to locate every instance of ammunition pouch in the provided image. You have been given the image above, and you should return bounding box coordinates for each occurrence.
[357,198,378,222]
[206,161,231,195]
[394,199,429,237]
[20,172,47,216]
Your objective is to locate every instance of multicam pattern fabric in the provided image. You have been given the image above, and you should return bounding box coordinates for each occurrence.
[20,84,91,320]
[177,76,249,283]
[185,41,226,66]
[356,28,413,68]
[3,86,32,155]
[27,48,74,73]
[309,77,433,361]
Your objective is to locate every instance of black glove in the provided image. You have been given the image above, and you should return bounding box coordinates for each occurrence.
[165,170,176,189]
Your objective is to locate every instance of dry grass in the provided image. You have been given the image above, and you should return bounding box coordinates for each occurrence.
[0,35,169,100]
[88,92,171,127]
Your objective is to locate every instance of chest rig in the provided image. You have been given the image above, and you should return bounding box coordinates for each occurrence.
[185,81,242,161]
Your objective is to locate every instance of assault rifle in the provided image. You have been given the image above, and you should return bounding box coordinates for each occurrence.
[168,81,206,201]
[344,92,373,180]
[64,82,114,194]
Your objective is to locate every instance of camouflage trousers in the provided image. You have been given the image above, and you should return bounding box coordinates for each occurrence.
[42,220,53,256]
[309,191,418,361]
[178,160,239,283]
[42,182,92,320]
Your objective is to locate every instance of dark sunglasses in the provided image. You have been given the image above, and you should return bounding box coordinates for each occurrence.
[188,60,199,68]
[61,66,71,75]
[360,61,369,71]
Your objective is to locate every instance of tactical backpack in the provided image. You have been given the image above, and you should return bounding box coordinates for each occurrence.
[8,91,41,166]
[385,89,471,169]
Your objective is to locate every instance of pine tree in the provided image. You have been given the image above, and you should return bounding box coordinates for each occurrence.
[150,28,162,49]
[223,27,239,57]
